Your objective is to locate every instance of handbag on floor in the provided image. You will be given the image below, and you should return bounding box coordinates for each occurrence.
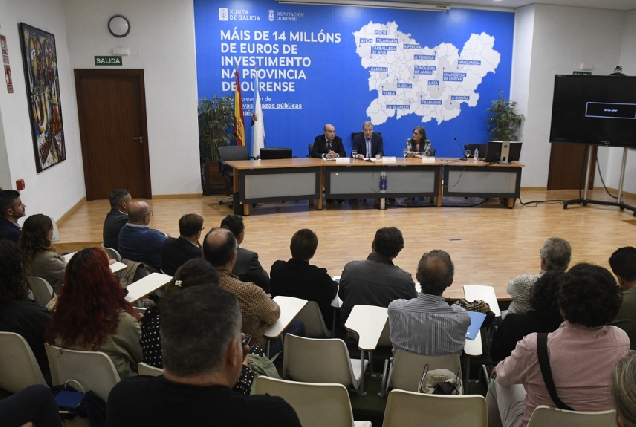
[417,363,462,395]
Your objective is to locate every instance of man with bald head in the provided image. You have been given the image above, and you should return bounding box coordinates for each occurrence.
[311,124,346,159]
[388,250,470,356]
[118,201,168,271]
[203,228,280,349]
[352,121,383,160]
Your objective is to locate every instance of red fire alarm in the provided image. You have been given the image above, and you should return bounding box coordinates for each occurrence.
[16,179,25,190]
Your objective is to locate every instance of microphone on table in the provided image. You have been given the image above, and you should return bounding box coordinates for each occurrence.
[454,137,467,161]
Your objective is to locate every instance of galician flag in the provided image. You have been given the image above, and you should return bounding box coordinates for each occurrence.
[252,68,265,158]
[234,68,245,146]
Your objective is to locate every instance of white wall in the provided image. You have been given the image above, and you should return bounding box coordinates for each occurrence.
[509,5,534,151]
[64,0,201,196]
[0,0,85,221]
[604,9,636,194]
[514,4,625,187]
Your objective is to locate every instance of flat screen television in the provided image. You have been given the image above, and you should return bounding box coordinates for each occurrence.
[549,75,636,147]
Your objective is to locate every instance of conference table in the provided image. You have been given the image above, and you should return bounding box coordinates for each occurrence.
[225,157,524,215]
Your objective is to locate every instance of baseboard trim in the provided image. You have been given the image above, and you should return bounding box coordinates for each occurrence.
[153,193,203,199]
[56,197,86,227]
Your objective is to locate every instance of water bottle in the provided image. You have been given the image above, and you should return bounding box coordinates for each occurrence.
[379,175,388,191]
[474,148,479,162]
[403,139,410,157]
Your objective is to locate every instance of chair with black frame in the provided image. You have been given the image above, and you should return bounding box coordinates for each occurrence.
[217,146,250,208]
[307,143,313,158]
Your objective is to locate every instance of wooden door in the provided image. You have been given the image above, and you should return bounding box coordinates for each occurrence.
[75,69,151,200]
[547,143,596,190]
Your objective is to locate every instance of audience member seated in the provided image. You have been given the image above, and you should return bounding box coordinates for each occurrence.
[20,214,66,294]
[221,215,270,293]
[0,240,51,383]
[388,250,470,356]
[140,258,265,396]
[0,189,26,243]
[610,246,636,350]
[0,384,62,427]
[507,236,571,315]
[103,188,131,251]
[338,227,416,323]
[270,229,338,331]
[46,248,142,379]
[106,285,302,427]
[490,271,564,363]
[160,213,204,276]
[487,263,629,427]
[612,352,636,427]
[203,228,280,349]
[118,201,168,271]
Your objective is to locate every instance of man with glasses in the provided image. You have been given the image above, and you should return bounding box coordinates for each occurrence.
[311,124,346,159]
[161,214,204,276]
[118,201,168,271]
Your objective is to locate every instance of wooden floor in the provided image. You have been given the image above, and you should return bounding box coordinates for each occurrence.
[55,188,636,300]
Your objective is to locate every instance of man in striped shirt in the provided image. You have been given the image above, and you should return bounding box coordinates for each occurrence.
[388,250,470,356]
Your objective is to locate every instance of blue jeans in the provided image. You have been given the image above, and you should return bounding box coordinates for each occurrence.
[268,319,306,357]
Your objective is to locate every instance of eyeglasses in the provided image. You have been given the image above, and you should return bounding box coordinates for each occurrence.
[145,211,153,217]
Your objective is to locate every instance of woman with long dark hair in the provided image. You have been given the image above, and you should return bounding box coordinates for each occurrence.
[406,125,431,156]
[46,248,142,378]
[0,240,51,382]
[19,214,66,293]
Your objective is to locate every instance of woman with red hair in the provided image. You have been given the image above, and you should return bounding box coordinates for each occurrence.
[46,248,142,378]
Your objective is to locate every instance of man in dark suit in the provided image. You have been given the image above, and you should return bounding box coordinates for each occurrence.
[270,229,338,331]
[161,213,204,275]
[220,215,270,293]
[103,188,131,251]
[338,227,417,323]
[311,124,346,159]
[352,121,383,159]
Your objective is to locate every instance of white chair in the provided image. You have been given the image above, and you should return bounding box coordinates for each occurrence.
[527,405,616,427]
[282,334,368,393]
[254,376,371,427]
[0,332,47,392]
[380,349,462,397]
[138,362,163,376]
[295,301,330,338]
[45,344,120,401]
[382,389,487,427]
[28,276,54,306]
[103,247,122,262]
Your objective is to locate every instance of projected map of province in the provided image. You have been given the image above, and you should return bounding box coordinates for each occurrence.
[353,22,500,125]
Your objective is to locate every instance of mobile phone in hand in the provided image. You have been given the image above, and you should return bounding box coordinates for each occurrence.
[242,334,251,347]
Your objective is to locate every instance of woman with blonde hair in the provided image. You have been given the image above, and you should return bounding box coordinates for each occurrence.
[19,214,66,294]
[46,248,142,379]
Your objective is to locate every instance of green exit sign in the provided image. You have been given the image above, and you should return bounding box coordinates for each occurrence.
[95,56,122,66]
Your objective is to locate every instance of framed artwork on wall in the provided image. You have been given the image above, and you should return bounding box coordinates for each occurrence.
[18,23,66,172]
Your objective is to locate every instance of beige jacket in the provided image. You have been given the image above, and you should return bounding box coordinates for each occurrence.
[55,311,142,379]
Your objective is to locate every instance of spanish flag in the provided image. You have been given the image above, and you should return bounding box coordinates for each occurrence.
[234,68,245,146]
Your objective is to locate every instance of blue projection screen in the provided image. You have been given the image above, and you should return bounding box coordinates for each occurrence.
[194,1,514,158]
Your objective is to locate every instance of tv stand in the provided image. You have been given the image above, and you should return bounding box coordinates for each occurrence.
[563,145,636,216]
